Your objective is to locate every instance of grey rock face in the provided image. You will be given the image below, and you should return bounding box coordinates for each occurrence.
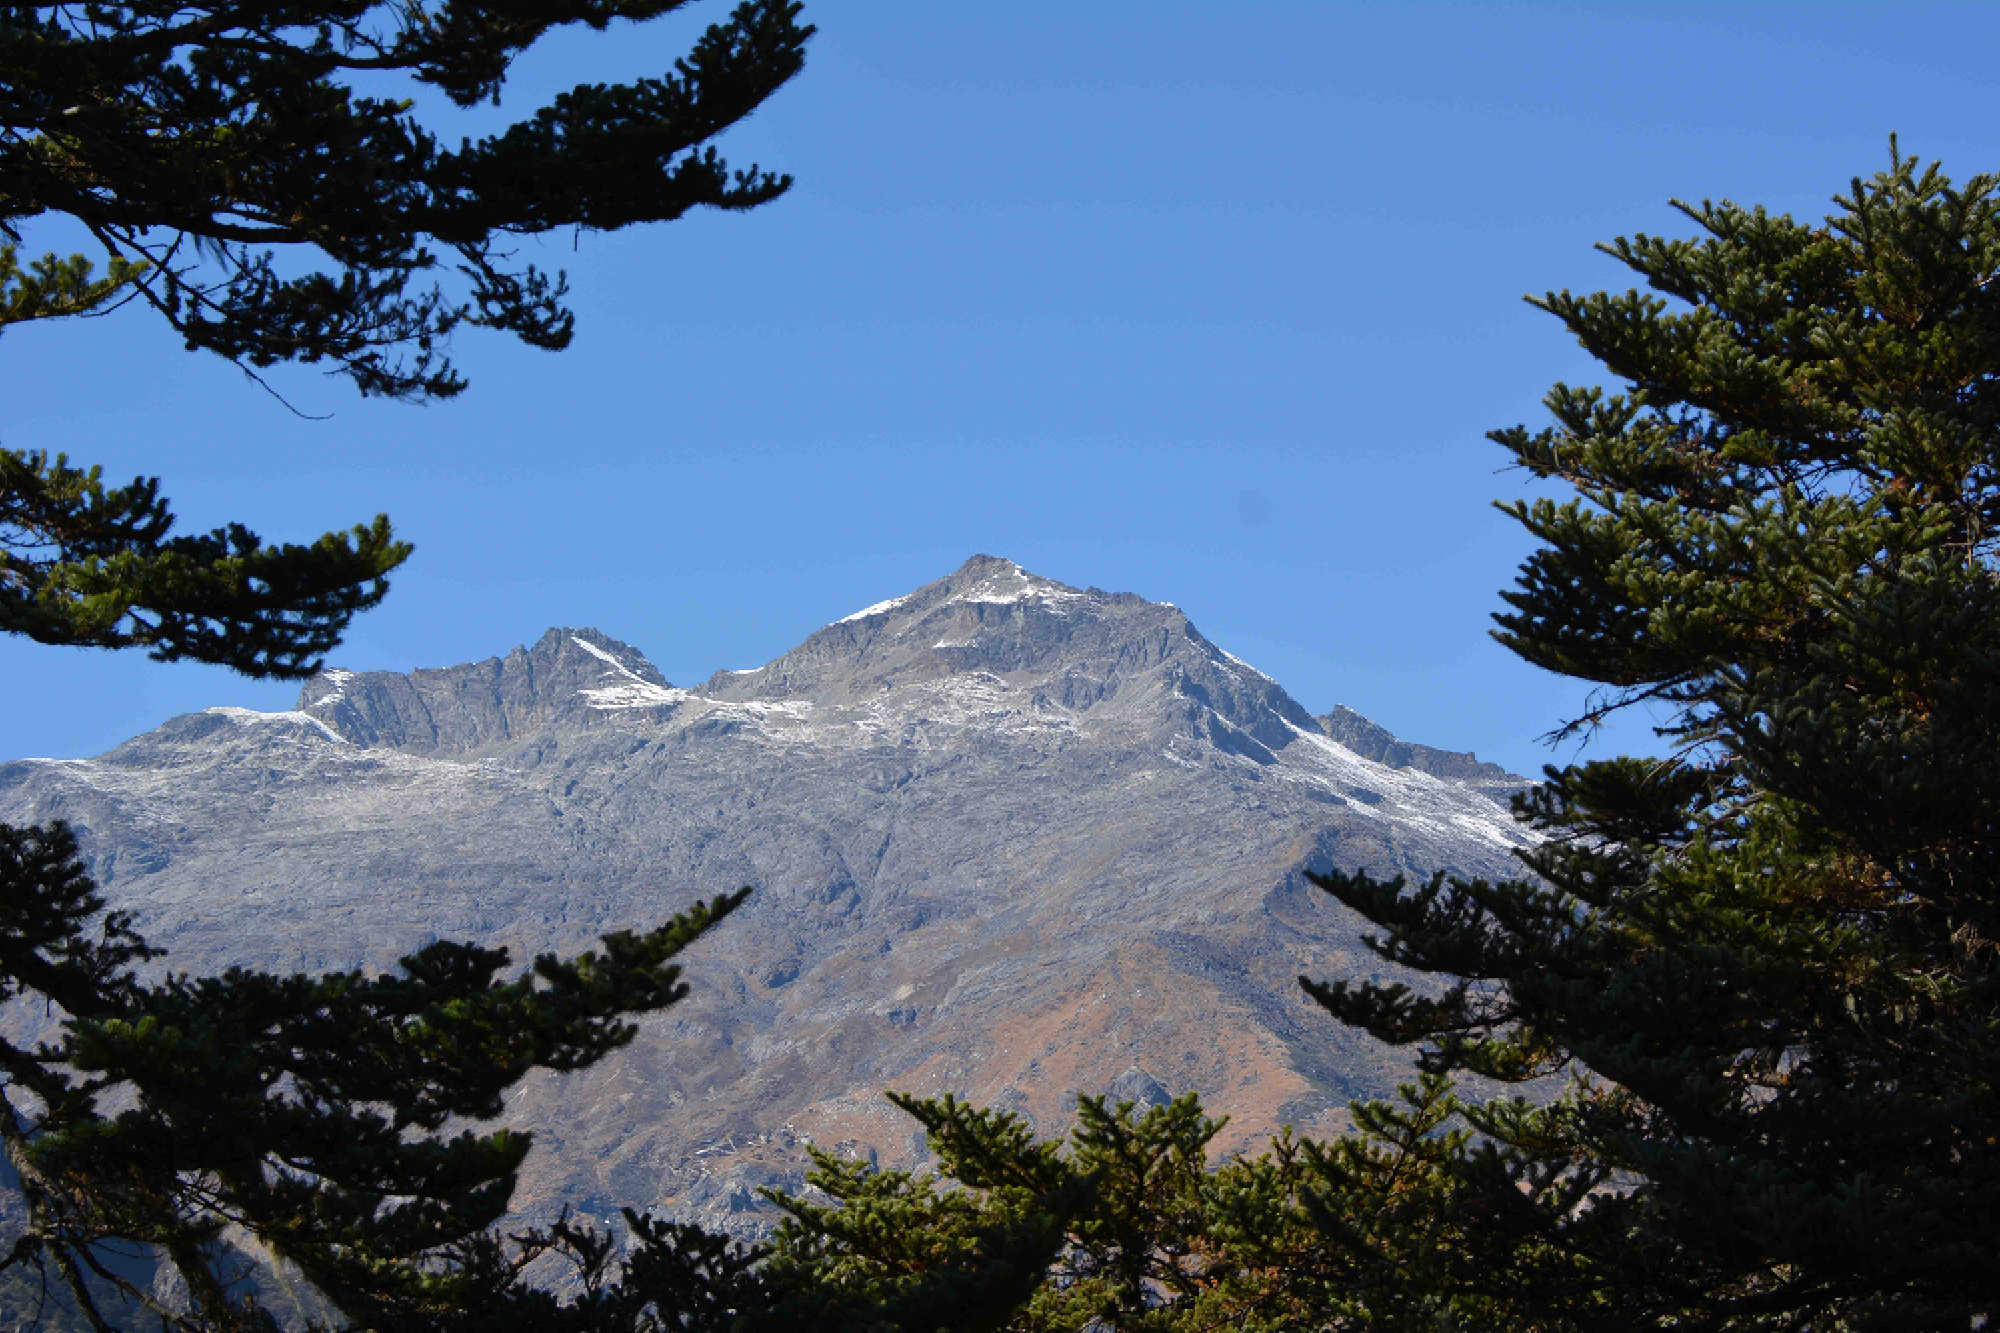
[1315,704,1529,805]
[0,555,1533,1240]
[299,627,669,754]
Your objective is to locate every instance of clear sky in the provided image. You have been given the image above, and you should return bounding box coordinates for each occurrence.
[5,1,1996,776]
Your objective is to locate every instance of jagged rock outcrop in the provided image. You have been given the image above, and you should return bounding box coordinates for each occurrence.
[1315,704,1529,805]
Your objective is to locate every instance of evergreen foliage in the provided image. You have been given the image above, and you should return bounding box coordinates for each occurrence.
[0,816,754,1329]
[1,2,812,1322]
[0,0,812,400]
[1304,143,2000,1327]
[1,448,408,674]
[749,1082,1534,1332]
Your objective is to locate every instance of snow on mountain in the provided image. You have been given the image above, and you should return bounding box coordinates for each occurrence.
[201,705,349,746]
[835,593,912,624]
[572,634,691,710]
[0,555,1533,1242]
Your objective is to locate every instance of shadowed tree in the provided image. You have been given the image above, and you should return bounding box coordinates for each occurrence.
[0,1,810,1324]
[3,0,810,670]
[0,0,812,401]
[742,1083,1542,1331]
[1,818,753,1329]
[1305,143,2000,1328]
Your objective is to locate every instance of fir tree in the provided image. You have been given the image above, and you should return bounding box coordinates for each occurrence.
[0,2,811,1322]
[751,1083,1525,1332]
[0,485,764,1331]
[1,817,752,1329]
[1,449,408,672]
[1305,143,2000,1327]
[0,0,812,401]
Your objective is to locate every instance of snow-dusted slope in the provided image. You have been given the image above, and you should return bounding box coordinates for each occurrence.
[0,555,1531,1240]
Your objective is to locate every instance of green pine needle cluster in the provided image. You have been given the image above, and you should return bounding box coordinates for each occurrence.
[743,1078,1586,1331]
[0,2,816,1325]
[0,0,813,400]
[1,448,410,677]
[0,247,148,326]
[2,819,756,1329]
[1305,141,2000,1328]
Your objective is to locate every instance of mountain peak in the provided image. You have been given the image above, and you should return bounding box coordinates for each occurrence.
[3,572,1539,1255]
[264,560,1523,812]
[826,555,1088,630]
[700,555,1192,710]
[291,626,672,753]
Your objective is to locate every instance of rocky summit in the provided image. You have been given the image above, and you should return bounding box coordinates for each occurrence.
[0,555,1532,1237]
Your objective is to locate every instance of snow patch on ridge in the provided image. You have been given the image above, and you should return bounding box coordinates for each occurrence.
[203,706,347,745]
[1215,649,1274,682]
[571,635,687,710]
[303,668,355,711]
[570,636,642,674]
[1272,719,1529,850]
[953,562,1085,612]
[582,681,688,710]
[835,563,1087,635]
[569,637,820,719]
[837,594,910,625]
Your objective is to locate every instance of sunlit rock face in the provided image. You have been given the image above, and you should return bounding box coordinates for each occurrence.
[0,555,1531,1238]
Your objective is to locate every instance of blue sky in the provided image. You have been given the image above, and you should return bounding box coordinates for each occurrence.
[5,1,1996,776]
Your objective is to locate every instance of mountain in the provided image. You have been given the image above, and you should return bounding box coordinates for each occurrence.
[0,555,1531,1238]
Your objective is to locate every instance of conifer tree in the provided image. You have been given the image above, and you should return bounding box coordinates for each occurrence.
[751,1083,1530,1331]
[1305,144,2000,1327]
[2,817,752,1329]
[752,1093,1216,1332]
[1,449,409,672]
[0,0,812,401]
[0,2,811,1323]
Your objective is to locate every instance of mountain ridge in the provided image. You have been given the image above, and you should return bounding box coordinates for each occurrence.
[279,555,1523,800]
[1,555,1533,1241]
